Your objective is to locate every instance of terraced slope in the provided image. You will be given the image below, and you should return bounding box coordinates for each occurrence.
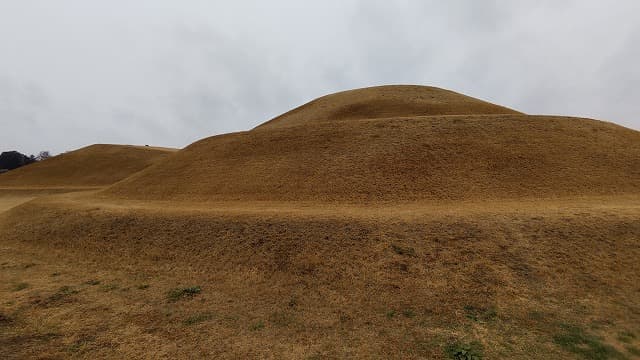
[104,109,640,202]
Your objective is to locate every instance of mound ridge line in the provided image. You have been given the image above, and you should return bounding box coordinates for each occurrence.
[256,85,521,130]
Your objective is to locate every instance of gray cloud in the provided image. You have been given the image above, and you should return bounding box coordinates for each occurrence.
[0,1,638,155]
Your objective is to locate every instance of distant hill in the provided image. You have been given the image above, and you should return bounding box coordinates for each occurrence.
[0,144,176,188]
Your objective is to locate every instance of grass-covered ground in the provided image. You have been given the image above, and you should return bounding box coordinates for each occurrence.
[1,193,639,359]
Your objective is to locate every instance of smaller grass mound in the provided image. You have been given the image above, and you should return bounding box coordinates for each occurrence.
[0,144,175,188]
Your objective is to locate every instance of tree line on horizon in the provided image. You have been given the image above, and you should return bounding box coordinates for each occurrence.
[0,150,51,173]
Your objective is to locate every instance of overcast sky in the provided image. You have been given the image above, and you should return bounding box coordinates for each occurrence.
[1,1,638,155]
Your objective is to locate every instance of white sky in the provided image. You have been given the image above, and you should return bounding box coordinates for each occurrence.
[1,0,638,154]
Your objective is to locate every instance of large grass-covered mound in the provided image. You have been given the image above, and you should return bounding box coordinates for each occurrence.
[103,86,640,201]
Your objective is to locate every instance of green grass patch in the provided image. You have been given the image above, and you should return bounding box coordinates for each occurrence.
[167,286,201,302]
[270,311,295,327]
[391,244,416,256]
[100,284,118,292]
[444,341,483,360]
[250,321,265,331]
[464,305,497,322]
[56,286,77,295]
[385,308,416,319]
[402,308,416,318]
[12,282,29,291]
[183,313,213,326]
[45,286,78,304]
[553,324,626,360]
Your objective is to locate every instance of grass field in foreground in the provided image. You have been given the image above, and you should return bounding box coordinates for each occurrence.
[1,193,639,359]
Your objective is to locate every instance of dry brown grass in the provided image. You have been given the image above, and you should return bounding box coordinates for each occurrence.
[1,195,640,359]
[104,114,640,202]
[1,86,639,359]
[0,144,175,188]
[256,85,521,130]
[0,188,99,213]
[98,85,640,203]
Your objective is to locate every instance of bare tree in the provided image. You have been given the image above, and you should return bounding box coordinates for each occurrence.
[36,151,51,161]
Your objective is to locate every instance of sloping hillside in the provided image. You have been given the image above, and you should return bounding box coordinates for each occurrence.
[0,144,176,188]
[1,194,639,359]
[103,99,640,202]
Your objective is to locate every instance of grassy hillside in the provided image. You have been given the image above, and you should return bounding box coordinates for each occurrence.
[0,144,176,188]
[103,114,640,202]
[1,195,639,359]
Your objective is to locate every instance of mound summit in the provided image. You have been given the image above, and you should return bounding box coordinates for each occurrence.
[0,144,175,188]
[256,85,521,129]
[103,85,640,202]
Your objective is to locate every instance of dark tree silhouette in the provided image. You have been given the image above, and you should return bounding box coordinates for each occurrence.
[0,151,36,171]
